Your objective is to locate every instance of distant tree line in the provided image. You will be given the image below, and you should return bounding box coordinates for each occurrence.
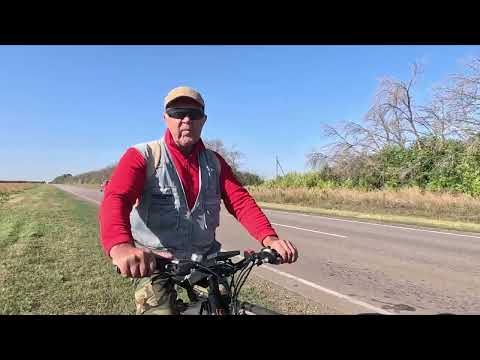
[51,166,116,185]
[51,140,265,187]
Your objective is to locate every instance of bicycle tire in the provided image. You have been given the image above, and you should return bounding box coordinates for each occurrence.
[191,285,281,315]
[239,301,281,315]
[177,286,209,315]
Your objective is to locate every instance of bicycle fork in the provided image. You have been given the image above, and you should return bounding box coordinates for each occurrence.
[207,276,229,315]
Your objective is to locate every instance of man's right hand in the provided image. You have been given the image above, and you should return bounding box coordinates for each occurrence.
[110,243,173,278]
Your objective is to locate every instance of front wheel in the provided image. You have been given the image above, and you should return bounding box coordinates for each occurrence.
[178,300,204,315]
[236,301,281,315]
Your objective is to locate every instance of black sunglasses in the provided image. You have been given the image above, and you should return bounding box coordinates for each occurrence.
[166,107,205,121]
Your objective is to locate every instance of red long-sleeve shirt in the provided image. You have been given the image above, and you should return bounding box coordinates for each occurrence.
[99,129,278,256]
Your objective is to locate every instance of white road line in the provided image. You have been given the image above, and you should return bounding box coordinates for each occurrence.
[225,250,393,315]
[270,223,347,238]
[265,209,480,239]
[261,265,394,315]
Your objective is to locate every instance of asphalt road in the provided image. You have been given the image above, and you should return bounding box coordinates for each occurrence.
[54,184,480,315]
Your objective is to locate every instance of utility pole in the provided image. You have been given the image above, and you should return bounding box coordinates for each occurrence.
[276,156,278,178]
[275,156,285,179]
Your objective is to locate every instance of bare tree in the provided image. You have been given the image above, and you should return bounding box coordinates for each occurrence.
[204,138,244,171]
[306,58,480,186]
[305,149,328,170]
[364,99,407,149]
[418,95,459,141]
[438,57,480,138]
[306,63,427,171]
[374,63,432,148]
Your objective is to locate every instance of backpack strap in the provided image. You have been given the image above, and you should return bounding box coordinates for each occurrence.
[145,140,162,179]
[139,140,220,180]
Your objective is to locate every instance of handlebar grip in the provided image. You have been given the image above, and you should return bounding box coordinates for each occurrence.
[155,257,177,273]
[114,257,173,275]
[260,248,283,265]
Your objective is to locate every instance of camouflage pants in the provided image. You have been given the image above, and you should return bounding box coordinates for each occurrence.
[133,273,178,315]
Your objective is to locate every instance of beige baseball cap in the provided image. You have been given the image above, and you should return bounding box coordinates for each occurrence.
[164,86,205,109]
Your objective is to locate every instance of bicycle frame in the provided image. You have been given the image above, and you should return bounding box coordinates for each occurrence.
[164,248,281,315]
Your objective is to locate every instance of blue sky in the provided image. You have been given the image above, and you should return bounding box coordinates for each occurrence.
[1,45,479,181]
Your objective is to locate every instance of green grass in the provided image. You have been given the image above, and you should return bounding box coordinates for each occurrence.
[0,190,22,204]
[0,185,134,314]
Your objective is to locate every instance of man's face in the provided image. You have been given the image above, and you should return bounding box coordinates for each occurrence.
[164,97,206,150]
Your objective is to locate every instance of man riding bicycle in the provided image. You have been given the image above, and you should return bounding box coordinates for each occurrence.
[99,86,299,315]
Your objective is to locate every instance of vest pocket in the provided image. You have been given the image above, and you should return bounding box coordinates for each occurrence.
[204,201,220,230]
[147,187,178,231]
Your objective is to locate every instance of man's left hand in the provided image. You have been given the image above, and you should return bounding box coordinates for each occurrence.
[262,236,298,264]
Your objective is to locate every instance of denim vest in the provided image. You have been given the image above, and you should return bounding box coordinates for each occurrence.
[129,137,222,259]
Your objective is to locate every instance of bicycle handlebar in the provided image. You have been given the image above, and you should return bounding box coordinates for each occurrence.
[156,247,282,278]
[115,247,283,315]
[115,247,282,278]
